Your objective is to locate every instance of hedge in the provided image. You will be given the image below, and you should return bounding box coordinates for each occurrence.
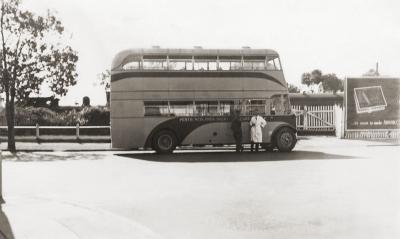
[1,106,110,126]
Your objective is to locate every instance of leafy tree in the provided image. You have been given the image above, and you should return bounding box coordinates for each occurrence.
[287,83,300,93]
[321,73,343,94]
[98,69,110,91]
[301,69,344,94]
[311,69,323,84]
[362,69,379,76]
[301,69,323,87]
[0,0,78,152]
[301,72,313,86]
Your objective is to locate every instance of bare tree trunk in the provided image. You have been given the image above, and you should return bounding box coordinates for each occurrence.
[5,87,16,153]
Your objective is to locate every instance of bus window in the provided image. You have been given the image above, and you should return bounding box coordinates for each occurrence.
[194,61,208,71]
[242,99,267,115]
[122,61,140,70]
[143,59,167,70]
[194,101,219,116]
[271,94,291,115]
[168,56,192,70]
[249,100,266,114]
[243,60,266,71]
[170,101,195,116]
[144,101,169,116]
[169,60,188,70]
[218,61,230,70]
[266,57,276,70]
[243,61,252,70]
[208,61,217,71]
[252,61,266,70]
[273,58,282,70]
[230,61,242,70]
[219,101,234,115]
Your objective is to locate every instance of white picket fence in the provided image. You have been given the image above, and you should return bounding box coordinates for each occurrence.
[292,105,339,132]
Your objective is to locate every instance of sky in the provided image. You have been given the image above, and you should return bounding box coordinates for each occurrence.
[22,0,400,106]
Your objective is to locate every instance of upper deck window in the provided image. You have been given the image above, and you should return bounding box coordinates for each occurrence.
[243,60,266,70]
[193,56,217,71]
[118,54,281,71]
[143,55,167,70]
[122,61,140,70]
[266,56,282,70]
[168,55,193,70]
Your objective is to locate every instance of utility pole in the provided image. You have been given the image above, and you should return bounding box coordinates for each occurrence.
[375,62,379,76]
[0,96,4,205]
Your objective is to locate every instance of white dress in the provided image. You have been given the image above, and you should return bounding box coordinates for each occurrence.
[250,115,267,143]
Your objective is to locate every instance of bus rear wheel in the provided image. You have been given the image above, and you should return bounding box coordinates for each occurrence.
[153,130,177,154]
[275,127,296,152]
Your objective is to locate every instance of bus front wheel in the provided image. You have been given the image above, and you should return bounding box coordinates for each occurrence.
[275,127,296,152]
[153,130,177,154]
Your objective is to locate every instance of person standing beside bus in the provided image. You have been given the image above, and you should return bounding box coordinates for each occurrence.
[231,110,243,152]
[250,109,267,152]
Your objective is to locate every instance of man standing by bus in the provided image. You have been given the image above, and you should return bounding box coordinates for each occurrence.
[250,109,267,152]
[231,110,243,152]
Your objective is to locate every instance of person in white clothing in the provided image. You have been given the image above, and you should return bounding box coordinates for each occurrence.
[249,109,267,152]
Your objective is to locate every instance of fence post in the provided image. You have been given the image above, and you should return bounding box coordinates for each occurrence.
[303,106,308,130]
[36,123,40,140]
[76,123,80,140]
[334,104,344,138]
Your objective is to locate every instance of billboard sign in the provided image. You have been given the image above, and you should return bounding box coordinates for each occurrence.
[345,77,400,130]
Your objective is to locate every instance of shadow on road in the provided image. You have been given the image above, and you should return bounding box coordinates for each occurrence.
[1,152,107,162]
[116,150,358,163]
[0,209,14,239]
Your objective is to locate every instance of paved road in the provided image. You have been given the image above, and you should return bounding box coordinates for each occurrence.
[1,137,399,239]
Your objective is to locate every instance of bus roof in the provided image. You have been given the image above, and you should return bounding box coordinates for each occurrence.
[112,48,279,70]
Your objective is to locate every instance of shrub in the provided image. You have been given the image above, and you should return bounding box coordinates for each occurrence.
[80,107,110,126]
[8,106,110,126]
[14,107,63,126]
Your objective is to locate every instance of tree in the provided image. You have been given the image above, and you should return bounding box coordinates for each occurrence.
[301,72,313,86]
[301,69,323,87]
[287,83,300,93]
[311,69,323,84]
[98,69,110,107]
[0,0,78,152]
[362,69,379,76]
[98,69,110,91]
[321,73,343,94]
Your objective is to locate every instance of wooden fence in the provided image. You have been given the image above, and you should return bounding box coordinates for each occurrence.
[0,125,110,140]
[292,105,339,132]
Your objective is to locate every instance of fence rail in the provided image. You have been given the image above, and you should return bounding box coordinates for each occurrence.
[0,124,110,140]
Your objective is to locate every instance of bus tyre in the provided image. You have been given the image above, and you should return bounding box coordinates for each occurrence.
[275,127,296,152]
[153,130,177,154]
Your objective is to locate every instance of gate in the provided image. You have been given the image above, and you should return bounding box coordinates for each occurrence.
[292,105,336,132]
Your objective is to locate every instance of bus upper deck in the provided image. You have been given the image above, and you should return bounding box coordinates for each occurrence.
[111,47,283,71]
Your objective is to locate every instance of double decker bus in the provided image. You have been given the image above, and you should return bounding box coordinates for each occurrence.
[110,47,297,153]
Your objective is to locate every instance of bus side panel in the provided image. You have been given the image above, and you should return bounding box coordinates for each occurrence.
[111,118,144,149]
[180,120,295,146]
[111,98,145,149]
[111,77,143,92]
[180,122,239,145]
[242,76,285,91]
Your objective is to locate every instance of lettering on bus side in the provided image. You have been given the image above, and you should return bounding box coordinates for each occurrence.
[177,115,293,123]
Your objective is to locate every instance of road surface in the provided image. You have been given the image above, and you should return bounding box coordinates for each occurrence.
[1,136,399,239]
